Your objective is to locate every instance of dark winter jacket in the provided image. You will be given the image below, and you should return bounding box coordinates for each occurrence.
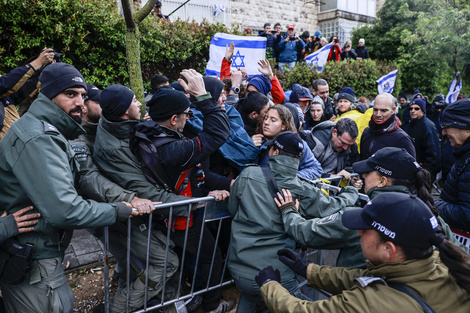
[360,117,416,160]
[259,32,276,58]
[403,116,441,180]
[131,96,230,191]
[305,121,359,176]
[355,45,369,59]
[340,49,357,61]
[436,137,470,231]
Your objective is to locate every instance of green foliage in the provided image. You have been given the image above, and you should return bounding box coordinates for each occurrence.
[139,18,234,89]
[277,60,400,100]
[0,0,234,90]
[351,0,470,97]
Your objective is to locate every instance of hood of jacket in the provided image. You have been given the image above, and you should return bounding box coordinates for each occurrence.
[29,93,85,140]
[289,84,313,109]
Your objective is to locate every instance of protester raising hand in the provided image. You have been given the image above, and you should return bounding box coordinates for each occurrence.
[258,60,274,80]
[178,69,207,97]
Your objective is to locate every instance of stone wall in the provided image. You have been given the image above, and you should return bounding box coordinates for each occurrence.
[228,0,319,36]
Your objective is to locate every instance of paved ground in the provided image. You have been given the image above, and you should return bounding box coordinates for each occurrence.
[64,229,108,271]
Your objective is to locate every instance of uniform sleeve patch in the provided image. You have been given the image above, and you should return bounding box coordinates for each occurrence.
[354,276,387,288]
[315,212,339,225]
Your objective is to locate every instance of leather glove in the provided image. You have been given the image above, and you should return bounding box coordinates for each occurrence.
[277,248,308,278]
[255,266,281,287]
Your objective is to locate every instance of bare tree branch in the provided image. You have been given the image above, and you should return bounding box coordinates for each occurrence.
[121,0,136,29]
[135,0,157,24]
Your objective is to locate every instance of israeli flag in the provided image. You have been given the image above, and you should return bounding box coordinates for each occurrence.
[376,70,398,94]
[305,43,332,71]
[205,33,266,77]
[446,75,462,104]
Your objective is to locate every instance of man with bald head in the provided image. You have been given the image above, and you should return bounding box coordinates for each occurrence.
[360,93,415,160]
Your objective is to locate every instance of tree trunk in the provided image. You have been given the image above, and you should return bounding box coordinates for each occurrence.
[120,0,157,112]
[125,26,145,105]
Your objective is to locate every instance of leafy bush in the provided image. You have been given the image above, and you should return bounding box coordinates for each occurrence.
[277,59,400,100]
[0,0,233,90]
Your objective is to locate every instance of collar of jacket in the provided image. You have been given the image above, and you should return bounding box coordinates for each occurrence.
[268,154,300,178]
[410,115,425,126]
[366,251,436,283]
[453,136,470,159]
[81,119,98,137]
[28,93,85,140]
[100,115,139,140]
[367,185,410,200]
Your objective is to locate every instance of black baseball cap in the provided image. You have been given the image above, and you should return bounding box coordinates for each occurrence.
[342,192,442,248]
[265,131,304,158]
[352,147,421,180]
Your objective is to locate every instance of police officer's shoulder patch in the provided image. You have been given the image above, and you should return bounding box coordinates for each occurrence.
[354,276,387,288]
[42,121,60,134]
[71,145,88,163]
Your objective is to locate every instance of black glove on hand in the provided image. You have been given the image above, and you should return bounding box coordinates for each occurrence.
[277,248,308,278]
[255,266,281,287]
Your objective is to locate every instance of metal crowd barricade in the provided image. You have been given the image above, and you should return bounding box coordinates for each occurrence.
[100,196,233,313]
[98,176,369,311]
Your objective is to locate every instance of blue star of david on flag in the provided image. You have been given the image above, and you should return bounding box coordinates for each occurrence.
[377,70,398,94]
[205,33,267,77]
[231,50,245,68]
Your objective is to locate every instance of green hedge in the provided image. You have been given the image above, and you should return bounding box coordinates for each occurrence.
[0,0,232,89]
[276,59,400,100]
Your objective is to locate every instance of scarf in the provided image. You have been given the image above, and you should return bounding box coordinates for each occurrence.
[369,113,400,134]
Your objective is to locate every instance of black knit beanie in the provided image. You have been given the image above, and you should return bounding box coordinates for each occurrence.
[337,87,355,103]
[148,87,190,121]
[99,84,135,120]
[40,63,87,100]
[441,98,470,130]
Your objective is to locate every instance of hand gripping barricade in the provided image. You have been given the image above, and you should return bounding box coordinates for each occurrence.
[99,196,233,313]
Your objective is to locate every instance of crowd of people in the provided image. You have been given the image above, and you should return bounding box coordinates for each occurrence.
[0,37,470,313]
[255,23,369,72]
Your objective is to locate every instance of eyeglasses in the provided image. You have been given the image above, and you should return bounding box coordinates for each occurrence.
[181,111,193,118]
[409,107,421,111]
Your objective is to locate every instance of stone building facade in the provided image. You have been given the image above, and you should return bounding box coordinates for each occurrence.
[141,0,386,43]
[227,0,318,36]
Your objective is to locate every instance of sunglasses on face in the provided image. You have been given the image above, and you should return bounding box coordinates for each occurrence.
[181,111,193,118]
[410,106,421,111]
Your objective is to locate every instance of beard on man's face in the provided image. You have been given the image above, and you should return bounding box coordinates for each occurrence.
[69,106,83,124]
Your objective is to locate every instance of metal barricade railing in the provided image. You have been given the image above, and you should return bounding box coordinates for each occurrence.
[98,178,369,311]
[100,196,233,313]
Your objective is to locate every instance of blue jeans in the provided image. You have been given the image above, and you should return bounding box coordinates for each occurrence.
[232,273,300,313]
[278,61,296,74]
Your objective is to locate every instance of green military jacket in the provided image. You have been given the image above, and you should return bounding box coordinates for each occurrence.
[227,155,358,281]
[93,116,191,217]
[0,93,119,259]
[261,251,470,312]
[0,215,18,244]
[70,120,135,203]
